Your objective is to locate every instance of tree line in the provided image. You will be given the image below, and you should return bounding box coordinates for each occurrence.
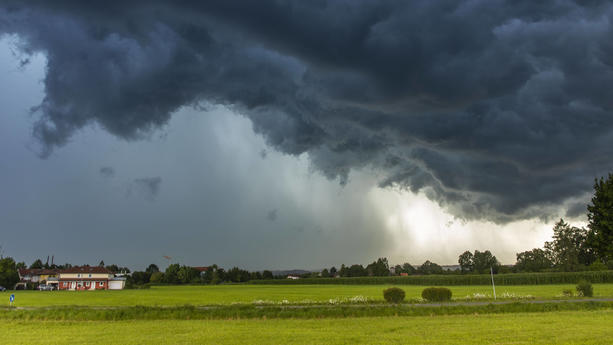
[513,173,613,273]
[128,264,277,286]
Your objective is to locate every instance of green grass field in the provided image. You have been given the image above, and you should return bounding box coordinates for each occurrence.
[3,284,613,307]
[3,284,613,344]
[2,310,612,344]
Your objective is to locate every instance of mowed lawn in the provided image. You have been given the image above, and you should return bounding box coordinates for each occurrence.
[4,284,613,307]
[2,310,612,344]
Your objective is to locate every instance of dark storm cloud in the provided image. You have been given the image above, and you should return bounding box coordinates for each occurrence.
[2,0,613,222]
[99,166,115,178]
[130,177,162,201]
[565,201,588,219]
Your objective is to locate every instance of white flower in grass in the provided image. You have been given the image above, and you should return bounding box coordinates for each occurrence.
[349,295,368,303]
[471,293,490,299]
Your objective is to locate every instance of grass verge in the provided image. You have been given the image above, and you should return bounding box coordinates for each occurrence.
[1,301,612,321]
[2,311,613,344]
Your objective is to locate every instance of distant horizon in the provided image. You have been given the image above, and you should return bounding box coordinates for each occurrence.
[5,256,519,273]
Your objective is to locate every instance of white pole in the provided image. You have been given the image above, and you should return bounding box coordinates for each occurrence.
[490,266,496,300]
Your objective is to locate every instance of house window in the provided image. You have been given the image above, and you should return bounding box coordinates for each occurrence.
[101,282,104,286]
[88,274,92,278]
[85,282,90,287]
[77,274,81,278]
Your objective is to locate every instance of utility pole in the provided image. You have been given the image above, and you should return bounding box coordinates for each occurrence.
[490,266,497,300]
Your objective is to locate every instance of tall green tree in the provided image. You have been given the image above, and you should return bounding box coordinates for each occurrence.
[163,264,181,284]
[149,271,164,283]
[177,266,200,283]
[472,250,500,274]
[515,248,553,272]
[587,173,613,263]
[0,257,19,288]
[545,219,595,271]
[417,260,443,275]
[402,263,416,275]
[262,270,274,280]
[130,271,151,285]
[145,264,160,274]
[458,250,500,274]
[458,251,474,273]
[366,258,390,276]
[350,264,367,277]
[29,259,43,269]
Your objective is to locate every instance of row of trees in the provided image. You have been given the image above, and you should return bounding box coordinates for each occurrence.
[127,264,277,286]
[514,219,612,272]
[514,173,613,272]
[318,258,448,278]
[458,250,500,274]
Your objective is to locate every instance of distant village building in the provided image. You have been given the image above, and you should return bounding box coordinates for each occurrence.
[286,275,300,280]
[191,266,209,276]
[58,266,125,291]
[16,269,59,289]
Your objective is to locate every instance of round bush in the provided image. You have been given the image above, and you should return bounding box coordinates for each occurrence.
[383,287,406,303]
[421,287,452,302]
[576,280,593,297]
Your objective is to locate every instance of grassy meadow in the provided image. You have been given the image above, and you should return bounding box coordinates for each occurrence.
[2,284,613,344]
[2,310,612,344]
[3,284,613,307]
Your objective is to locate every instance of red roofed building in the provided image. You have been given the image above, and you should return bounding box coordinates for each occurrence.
[191,266,209,273]
[16,268,59,289]
[58,266,125,290]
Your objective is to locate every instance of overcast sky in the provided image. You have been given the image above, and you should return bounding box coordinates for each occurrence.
[1,1,611,270]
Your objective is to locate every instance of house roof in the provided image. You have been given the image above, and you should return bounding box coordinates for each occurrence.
[191,266,209,272]
[18,268,58,276]
[58,278,109,281]
[59,266,111,274]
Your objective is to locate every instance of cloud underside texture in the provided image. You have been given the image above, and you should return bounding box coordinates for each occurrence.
[2,1,613,222]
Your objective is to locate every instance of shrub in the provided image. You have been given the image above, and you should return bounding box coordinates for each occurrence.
[576,280,593,297]
[422,287,452,302]
[149,272,164,283]
[383,287,406,303]
[587,261,608,271]
[562,289,573,297]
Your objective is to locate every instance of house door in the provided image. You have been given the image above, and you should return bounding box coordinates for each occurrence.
[71,282,76,290]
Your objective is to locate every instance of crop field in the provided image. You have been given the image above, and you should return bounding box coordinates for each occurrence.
[3,284,613,307]
[2,284,613,344]
[2,310,613,344]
